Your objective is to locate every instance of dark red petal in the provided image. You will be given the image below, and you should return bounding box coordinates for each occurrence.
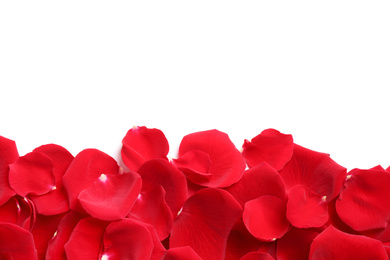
[103,218,154,260]
[64,217,108,260]
[0,136,18,205]
[29,144,74,215]
[309,225,388,260]
[31,213,65,260]
[79,171,142,221]
[46,211,83,260]
[242,129,293,171]
[177,129,245,188]
[279,144,347,201]
[16,196,36,231]
[164,246,202,260]
[0,222,38,260]
[137,159,188,216]
[121,126,169,171]
[240,252,275,260]
[62,149,119,213]
[128,185,173,240]
[243,195,289,242]
[170,188,242,259]
[9,152,55,196]
[225,163,286,207]
[0,197,19,225]
[172,150,212,184]
[286,185,328,228]
[276,227,319,260]
[336,168,390,231]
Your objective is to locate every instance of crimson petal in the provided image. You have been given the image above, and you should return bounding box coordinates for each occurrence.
[242,129,293,171]
[243,195,289,242]
[286,185,328,228]
[62,149,119,213]
[0,136,18,205]
[121,126,169,172]
[170,188,242,259]
[102,219,154,260]
[336,168,390,231]
[0,223,38,260]
[79,171,141,221]
[240,252,275,260]
[164,246,202,260]
[309,225,388,259]
[175,129,245,188]
[9,152,55,196]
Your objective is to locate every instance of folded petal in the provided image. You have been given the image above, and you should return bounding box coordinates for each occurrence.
[164,246,202,260]
[9,152,55,196]
[0,222,38,260]
[225,163,286,207]
[102,219,154,260]
[78,171,142,221]
[170,188,242,259]
[0,136,18,205]
[121,126,169,171]
[336,168,390,231]
[62,149,119,213]
[137,159,188,216]
[279,144,347,201]
[176,130,245,188]
[172,150,212,184]
[309,225,388,260]
[242,129,293,170]
[243,195,289,242]
[286,185,328,228]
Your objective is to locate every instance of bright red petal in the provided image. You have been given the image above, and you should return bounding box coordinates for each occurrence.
[309,225,388,260]
[62,149,119,213]
[286,185,328,228]
[164,246,202,260]
[0,222,38,260]
[137,159,188,216]
[172,150,212,184]
[103,218,154,260]
[64,217,108,260]
[79,171,142,221]
[176,129,245,188]
[279,144,347,201]
[170,188,242,259]
[243,195,289,242]
[225,163,286,207]
[0,136,18,205]
[242,129,293,171]
[9,152,55,196]
[336,168,390,231]
[240,252,275,260]
[121,126,169,171]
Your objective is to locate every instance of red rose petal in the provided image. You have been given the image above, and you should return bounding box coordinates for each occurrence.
[243,195,289,242]
[128,185,173,240]
[0,223,38,260]
[121,126,169,171]
[286,185,328,228]
[102,218,154,260]
[309,225,388,260]
[137,159,188,216]
[225,163,286,207]
[170,188,242,259]
[276,227,319,260]
[336,168,390,231]
[164,246,202,260]
[29,144,73,215]
[242,129,293,171]
[176,129,245,188]
[172,150,212,184]
[279,144,347,201]
[240,252,275,260]
[0,136,18,205]
[79,171,142,221]
[9,152,55,196]
[64,217,108,260]
[62,149,119,213]
[0,197,19,225]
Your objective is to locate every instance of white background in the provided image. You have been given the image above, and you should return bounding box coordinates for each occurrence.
[1,1,389,171]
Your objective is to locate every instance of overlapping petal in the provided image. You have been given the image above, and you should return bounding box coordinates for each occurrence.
[0,136,18,205]
[241,129,293,171]
[240,252,275,260]
[163,246,202,260]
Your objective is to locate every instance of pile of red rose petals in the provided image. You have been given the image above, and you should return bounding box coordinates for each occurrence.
[1,126,390,260]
